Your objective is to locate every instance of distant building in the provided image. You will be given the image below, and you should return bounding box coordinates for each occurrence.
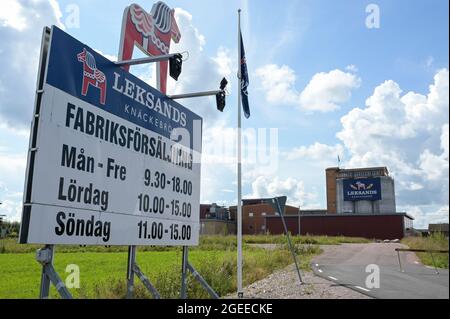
[199,203,235,235]
[326,166,396,214]
[429,223,449,237]
[264,166,413,239]
[229,199,299,235]
[0,215,5,239]
[300,209,327,215]
[265,212,414,240]
[201,166,415,239]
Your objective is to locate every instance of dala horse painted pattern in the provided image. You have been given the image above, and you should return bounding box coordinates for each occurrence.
[118,2,181,94]
[77,48,107,105]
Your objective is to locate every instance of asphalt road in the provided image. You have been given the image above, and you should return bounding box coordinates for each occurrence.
[311,243,449,299]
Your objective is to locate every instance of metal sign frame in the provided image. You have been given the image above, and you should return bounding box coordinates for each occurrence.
[19,26,51,244]
[19,27,72,299]
[19,23,218,299]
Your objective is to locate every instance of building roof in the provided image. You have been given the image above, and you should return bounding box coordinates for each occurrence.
[265,212,414,220]
[327,166,389,177]
[300,209,328,214]
[229,202,300,211]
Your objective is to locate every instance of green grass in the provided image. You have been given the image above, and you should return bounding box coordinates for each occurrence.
[0,247,320,299]
[243,234,371,245]
[1,234,369,298]
[401,233,449,269]
[0,235,369,254]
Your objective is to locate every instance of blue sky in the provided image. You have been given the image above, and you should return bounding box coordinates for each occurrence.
[0,0,448,228]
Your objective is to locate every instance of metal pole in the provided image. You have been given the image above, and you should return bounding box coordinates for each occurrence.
[237,8,244,299]
[168,90,222,100]
[181,246,189,299]
[44,264,72,299]
[133,264,161,298]
[115,53,178,67]
[126,245,136,299]
[156,61,161,91]
[429,252,439,274]
[39,245,53,299]
[396,250,404,272]
[275,198,303,284]
[187,263,219,299]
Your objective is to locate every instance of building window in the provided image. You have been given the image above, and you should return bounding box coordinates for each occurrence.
[249,213,253,217]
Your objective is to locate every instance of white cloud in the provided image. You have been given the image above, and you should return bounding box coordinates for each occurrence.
[212,47,234,81]
[346,64,358,73]
[255,64,299,105]
[0,0,64,129]
[0,198,22,221]
[255,64,360,112]
[165,8,238,205]
[0,0,27,31]
[402,205,449,229]
[168,8,232,124]
[286,142,344,162]
[0,152,26,221]
[94,49,117,62]
[0,121,29,138]
[337,69,449,210]
[299,69,361,112]
[247,176,317,207]
[399,181,424,191]
[0,152,27,183]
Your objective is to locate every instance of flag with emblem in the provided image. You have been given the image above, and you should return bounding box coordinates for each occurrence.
[240,30,250,118]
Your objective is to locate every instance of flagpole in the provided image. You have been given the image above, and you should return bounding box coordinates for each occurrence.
[237,8,243,299]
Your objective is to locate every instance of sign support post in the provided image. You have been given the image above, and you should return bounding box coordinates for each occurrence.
[273,197,303,285]
[37,245,73,299]
[260,197,303,285]
[126,245,136,298]
[180,246,219,299]
[180,246,189,299]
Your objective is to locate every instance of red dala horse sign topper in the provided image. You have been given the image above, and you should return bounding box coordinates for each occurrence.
[118,1,181,94]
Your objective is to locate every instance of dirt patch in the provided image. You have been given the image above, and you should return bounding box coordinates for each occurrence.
[226,264,371,299]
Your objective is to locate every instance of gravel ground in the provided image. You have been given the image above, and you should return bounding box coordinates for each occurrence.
[227,263,371,299]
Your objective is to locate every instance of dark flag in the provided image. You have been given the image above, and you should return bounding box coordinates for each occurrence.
[240,31,250,118]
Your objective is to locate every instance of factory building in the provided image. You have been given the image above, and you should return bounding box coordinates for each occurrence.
[265,166,414,239]
[265,213,413,239]
[326,166,396,214]
[199,166,414,239]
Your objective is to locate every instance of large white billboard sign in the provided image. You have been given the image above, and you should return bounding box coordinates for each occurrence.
[19,27,202,246]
